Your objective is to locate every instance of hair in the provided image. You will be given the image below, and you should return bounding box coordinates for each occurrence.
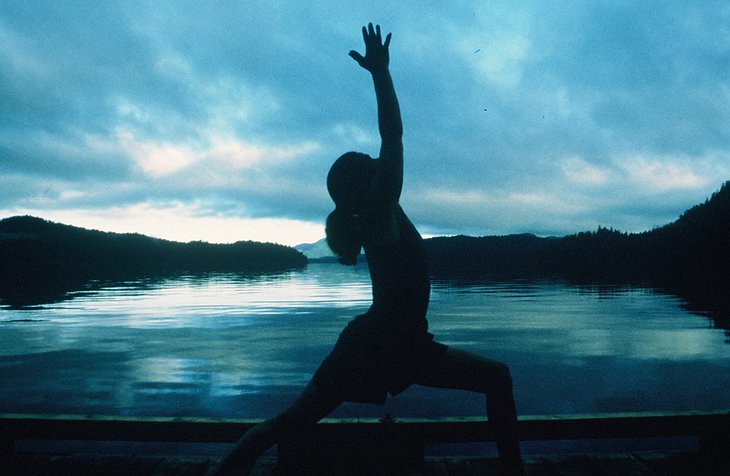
[326,208,363,265]
[325,152,374,265]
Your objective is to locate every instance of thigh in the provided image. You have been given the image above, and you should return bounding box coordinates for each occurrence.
[414,347,511,394]
[271,380,342,431]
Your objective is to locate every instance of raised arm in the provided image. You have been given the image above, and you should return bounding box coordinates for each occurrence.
[349,23,403,205]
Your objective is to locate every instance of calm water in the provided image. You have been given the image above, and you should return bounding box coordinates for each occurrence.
[1,262,728,420]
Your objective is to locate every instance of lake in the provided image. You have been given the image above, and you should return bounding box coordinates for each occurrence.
[1,262,728,421]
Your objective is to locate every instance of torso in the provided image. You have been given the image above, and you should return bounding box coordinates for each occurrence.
[313,207,445,404]
[363,206,430,336]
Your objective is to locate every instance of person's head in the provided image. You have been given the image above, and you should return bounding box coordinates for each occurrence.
[325,151,376,265]
[327,152,376,211]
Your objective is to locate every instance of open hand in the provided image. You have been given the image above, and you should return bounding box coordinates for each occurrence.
[349,23,391,73]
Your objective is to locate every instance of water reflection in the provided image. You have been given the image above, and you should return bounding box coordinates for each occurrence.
[0,263,728,419]
[2,262,728,334]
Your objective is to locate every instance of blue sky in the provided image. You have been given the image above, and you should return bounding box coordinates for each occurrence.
[2,1,729,246]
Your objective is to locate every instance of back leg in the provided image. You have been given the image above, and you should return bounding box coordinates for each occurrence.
[415,347,524,474]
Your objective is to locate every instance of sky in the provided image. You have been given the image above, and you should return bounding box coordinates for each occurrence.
[1,1,729,246]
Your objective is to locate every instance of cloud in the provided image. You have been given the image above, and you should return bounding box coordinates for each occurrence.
[117,129,197,178]
[561,157,614,187]
[614,155,713,193]
[1,1,729,244]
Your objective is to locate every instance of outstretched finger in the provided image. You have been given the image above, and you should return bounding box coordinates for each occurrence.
[383,32,392,49]
[348,50,365,65]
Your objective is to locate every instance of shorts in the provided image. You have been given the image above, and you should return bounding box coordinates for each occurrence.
[312,312,448,405]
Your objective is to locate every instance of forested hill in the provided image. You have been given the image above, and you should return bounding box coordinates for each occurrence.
[425,181,730,302]
[0,216,307,275]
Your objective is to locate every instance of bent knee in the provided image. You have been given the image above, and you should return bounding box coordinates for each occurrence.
[494,361,512,385]
[481,360,513,391]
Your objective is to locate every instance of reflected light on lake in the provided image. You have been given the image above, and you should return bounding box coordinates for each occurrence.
[1,263,728,419]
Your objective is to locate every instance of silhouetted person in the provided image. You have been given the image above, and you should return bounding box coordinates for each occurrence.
[207,24,525,476]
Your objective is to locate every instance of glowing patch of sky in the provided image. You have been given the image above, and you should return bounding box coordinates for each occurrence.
[0,204,324,246]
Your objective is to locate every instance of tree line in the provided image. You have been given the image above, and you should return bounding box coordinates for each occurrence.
[0,215,307,277]
[425,181,730,316]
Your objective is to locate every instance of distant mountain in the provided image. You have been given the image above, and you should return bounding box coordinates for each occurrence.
[295,238,336,260]
[0,216,308,276]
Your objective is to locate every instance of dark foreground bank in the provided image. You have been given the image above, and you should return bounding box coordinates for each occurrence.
[2,411,728,475]
[3,448,729,475]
